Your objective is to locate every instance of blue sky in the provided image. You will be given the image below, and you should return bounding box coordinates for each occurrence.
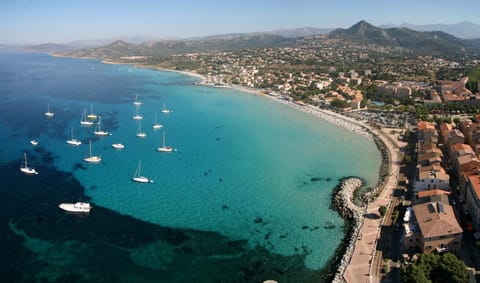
[1,0,479,44]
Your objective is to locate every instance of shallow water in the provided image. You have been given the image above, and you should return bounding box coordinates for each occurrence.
[0,52,381,282]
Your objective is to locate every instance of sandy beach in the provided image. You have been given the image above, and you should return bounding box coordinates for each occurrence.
[163,70,398,282]
[57,56,398,281]
[198,82,398,283]
[117,63,399,281]
[190,80,398,282]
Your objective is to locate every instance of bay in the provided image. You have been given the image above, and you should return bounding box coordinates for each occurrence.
[0,52,381,282]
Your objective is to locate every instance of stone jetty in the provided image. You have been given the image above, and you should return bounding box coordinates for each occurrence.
[331,177,366,283]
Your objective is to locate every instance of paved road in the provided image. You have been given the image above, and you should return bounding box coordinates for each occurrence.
[344,127,402,283]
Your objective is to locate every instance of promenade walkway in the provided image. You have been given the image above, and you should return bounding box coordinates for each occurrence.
[343,127,402,283]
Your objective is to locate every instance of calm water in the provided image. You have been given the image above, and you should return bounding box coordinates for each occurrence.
[0,52,381,282]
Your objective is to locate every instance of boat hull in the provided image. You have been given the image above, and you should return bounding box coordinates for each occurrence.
[94,131,109,136]
[20,167,38,175]
[59,202,91,213]
[84,156,101,163]
[133,177,150,183]
[157,147,173,152]
[112,144,124,149]
[67,139,82,146]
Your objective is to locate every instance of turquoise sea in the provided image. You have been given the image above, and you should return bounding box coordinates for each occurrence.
[0,52,381,282]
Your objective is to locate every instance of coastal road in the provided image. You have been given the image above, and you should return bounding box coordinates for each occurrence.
[343,125,402,283]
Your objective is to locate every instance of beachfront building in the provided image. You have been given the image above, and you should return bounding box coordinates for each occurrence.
[414,123,451,192]
[414,189,451,205]
[458,119,478,145]
[449,143,480,190]
[418,121,438,144]
[438,122,453,145]
[440,80,480,105]
[470,128,480,155]
[417,143,443,167]
[445,129,465,148]
[467,175,480,231]
[413,164,450,192]
[403,200,463,255]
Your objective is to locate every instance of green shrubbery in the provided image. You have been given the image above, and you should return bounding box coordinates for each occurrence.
[402,253,468,283]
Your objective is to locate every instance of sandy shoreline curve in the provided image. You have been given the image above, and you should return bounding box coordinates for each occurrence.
[102,61,398,282]
[160,68,398,282]
[53,55,398,281]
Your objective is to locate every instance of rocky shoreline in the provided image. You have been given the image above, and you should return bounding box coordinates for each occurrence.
[326,177,366,283]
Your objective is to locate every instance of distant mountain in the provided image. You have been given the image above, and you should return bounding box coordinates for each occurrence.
[55,21,480,59]
[67,35,158,47]
[61,34,295,58]
[328,21,397,45]
[22,43,77,53]
[382,21,480,39]
[183,27,332,41]
[326,20,480,56]
[267,27,333,38]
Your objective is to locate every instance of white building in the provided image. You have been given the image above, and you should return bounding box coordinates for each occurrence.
[413,168,450,192]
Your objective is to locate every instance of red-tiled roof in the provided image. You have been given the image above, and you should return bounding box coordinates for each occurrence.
[417,190,451,199]
[413,202,463,238]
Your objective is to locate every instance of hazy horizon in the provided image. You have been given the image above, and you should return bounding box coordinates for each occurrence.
[1,0,479,45]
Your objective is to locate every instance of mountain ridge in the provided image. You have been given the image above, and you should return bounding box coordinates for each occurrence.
[29,20,480,58]
[382,21,480,39]
[325,21,478,56]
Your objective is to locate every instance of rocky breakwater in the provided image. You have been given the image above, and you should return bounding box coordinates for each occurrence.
[331,177,366,283]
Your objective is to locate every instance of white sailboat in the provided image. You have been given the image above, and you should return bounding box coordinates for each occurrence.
[132,160,153,183]
[94,116,109,136]
[80,108,94,126]
[59,202,91,213]
[133,94,142,106]
[152,114,162,129]
[20,152,38,175]
[45,104,54,117]
[161,103,171,114]
[112,143,124,149]
[132,105,143,120]
[30,140,39,146]
[157,131,174,152]
[136,123,146,138]
[87,104,97,120]
[84,140,101,163]
[66,126,82,146]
